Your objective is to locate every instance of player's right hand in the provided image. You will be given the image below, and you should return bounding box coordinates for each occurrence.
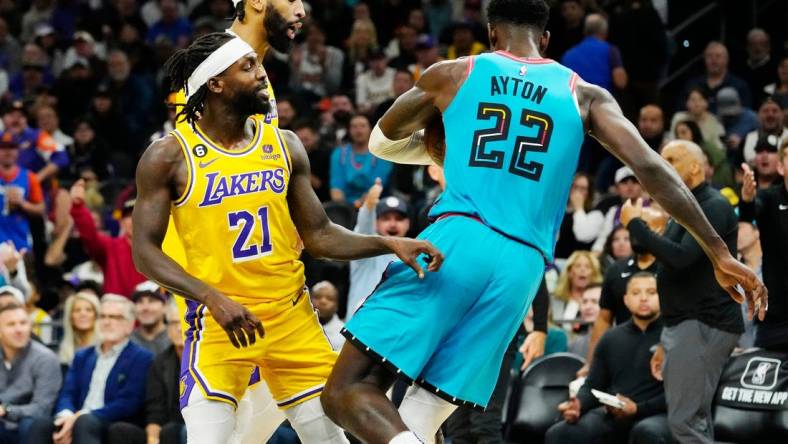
[384,237,444,279]
[712,253,767,320]
[206,293,265,348]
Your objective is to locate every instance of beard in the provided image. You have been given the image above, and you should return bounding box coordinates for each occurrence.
[264,6,292,53]
[633,311,658,321]
[232,87,271,118]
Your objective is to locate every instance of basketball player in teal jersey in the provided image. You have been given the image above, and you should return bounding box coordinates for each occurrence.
[320,1,768,443]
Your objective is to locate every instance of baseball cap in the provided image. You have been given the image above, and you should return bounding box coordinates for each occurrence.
[131,288,167,304]
[754,134,779,153]
[34,24,55,39]
[0,286,25,304]
[3,100,25,116]
[716,87,742,117]
[377,196,409,218]
[614,166,637,184]
[415,35,436,50]
[73,31,95,44]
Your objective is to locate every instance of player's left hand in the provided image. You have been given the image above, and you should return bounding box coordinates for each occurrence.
[606,395,637,419]
[384,237,444,279]
[712,254,767,321]
[519,331,546,370]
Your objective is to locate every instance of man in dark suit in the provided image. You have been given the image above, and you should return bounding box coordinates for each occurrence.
[28,294,153,444]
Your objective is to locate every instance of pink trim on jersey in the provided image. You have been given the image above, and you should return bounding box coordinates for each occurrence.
[466,56,475,77]
[494,50,555,64]
[569,73,579,93]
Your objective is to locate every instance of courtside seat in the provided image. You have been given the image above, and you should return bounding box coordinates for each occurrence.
[505,353,584,443]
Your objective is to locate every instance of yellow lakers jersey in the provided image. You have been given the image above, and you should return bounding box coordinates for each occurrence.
[161,83,279,269]
[169,115,304,302]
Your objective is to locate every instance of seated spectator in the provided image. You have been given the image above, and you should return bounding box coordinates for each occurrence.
[106,301,185,444]
[742,97,788,163]
[751,135,782,189]
[568,284,601,359]
[670,87,726,155]
[446,22,486,60]
[319,93,355,147]
[330,114,392,206]
[0,139,45,251]
[561,13,627,92]
[374,69,415,123]
[1,100,68,184]
[35,105,72,148]
[275,97,297,130]
[25,285,52,344]
[310,281,345,351]
[546,0,585,60]
[345,18,379,79]
[293,120,331,202]
[739,28,777,102]
[384,24,418,70]
[355,50,395,115]
[599,225,632,271]
[69,179,146,297]
[736,220,761,349]
[546,272,670,444]
[717,87,759,152]
[637,105,667,151]
[346,180,408,320]
[682,41,752,113]
[0,302,62,443]
[592,166,644,254]
[0,286,24,307]
[550,251,603,330]
[674,119,733,187]
[145,0,191,48]
[0,241,31,297]
[130,288,169,355]
[289,23,344,101]
[763,55,788,108]
[58,291,100,367]
[555,173,604,259]
[27,294,153,444]
[409,35,442,81]
[63,117,112,182]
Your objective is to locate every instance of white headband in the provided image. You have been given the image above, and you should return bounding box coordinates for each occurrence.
[185,37,254,100]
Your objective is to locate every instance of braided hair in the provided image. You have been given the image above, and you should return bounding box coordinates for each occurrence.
[164,32,235,125]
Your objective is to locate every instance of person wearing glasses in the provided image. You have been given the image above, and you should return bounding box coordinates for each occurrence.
[27,295,153,444]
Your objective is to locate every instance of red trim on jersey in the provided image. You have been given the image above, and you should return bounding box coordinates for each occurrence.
[494,50,555,64]
[569,72,579,93]
[466,56,475,77]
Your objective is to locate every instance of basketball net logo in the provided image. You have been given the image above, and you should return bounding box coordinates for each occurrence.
[752,362,773,385]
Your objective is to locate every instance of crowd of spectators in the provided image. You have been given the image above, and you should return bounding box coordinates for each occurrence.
[0,0,787,442]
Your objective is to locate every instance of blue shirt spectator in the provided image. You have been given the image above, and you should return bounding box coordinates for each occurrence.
[1,101,69,184]
[146,0,192,48]
[561,14,627,92]
[330,115,392,205]
[716,87,759,151]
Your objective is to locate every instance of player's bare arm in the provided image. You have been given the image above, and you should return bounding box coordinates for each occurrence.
[282,130,444,278]
[369,59,468,165]
[578,80,767,319]
[132,136,265,348]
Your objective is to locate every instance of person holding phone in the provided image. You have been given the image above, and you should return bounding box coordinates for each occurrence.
[545,272,671,444]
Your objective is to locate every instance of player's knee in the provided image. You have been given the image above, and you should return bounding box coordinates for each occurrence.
[319,386,342,422]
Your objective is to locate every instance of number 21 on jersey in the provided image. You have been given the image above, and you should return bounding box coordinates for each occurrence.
[228,206,273,262]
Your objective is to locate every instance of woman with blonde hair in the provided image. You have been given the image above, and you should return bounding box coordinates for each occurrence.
[346,19,379,77]
[550,250,603,330]
[58,291,101,366]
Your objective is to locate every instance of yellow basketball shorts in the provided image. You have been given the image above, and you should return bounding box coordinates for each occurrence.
[179,288,337,411]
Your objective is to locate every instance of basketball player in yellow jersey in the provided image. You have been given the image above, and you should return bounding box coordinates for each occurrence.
[133,33,443,444]
[163,1,304,441]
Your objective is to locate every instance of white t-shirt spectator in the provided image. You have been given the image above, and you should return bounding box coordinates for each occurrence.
[356,67,396,113]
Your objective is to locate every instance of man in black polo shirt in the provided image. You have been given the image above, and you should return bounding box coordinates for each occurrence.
[623,140,743,444]
[740,140,788,350]
[545,272,670,444]
[579,206,667,376]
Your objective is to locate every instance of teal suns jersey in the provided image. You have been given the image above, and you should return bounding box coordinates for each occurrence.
[429,51,585,262]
